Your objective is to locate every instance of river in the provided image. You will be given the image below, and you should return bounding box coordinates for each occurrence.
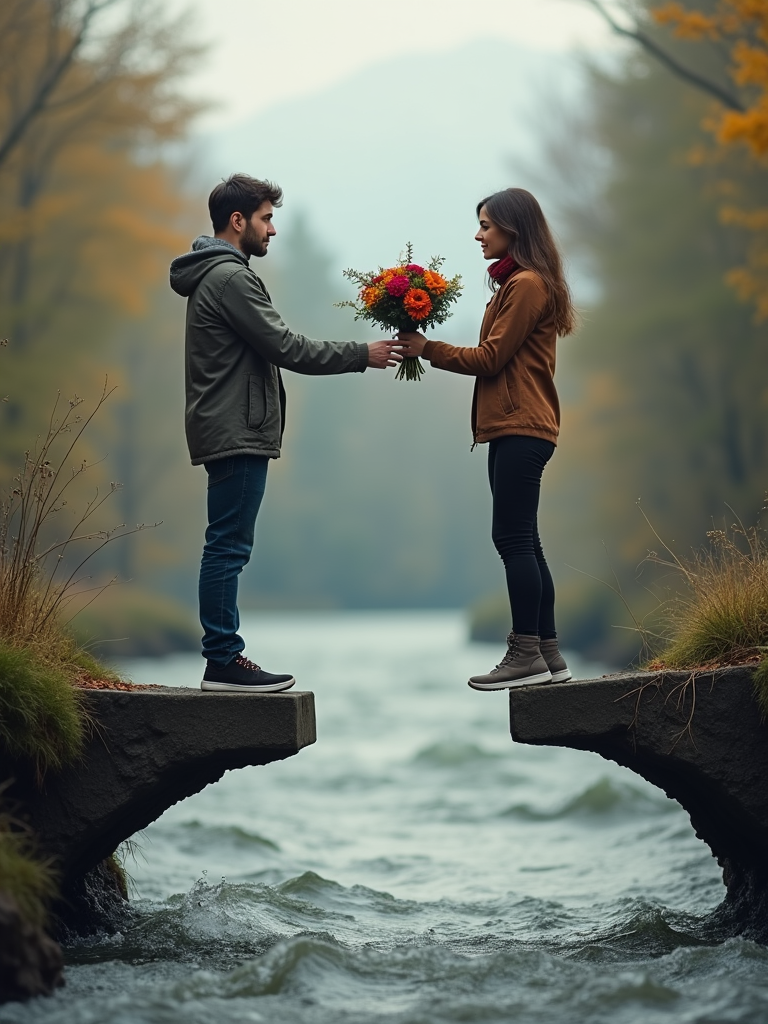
[4,611,768,1024]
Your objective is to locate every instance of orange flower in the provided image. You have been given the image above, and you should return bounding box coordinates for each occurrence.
[403,287,432,320]
[381,267,399,283]
[422,270,447,294]
[361,286,382,307]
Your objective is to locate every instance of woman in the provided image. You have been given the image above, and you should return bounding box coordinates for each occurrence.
[398,188,576,690]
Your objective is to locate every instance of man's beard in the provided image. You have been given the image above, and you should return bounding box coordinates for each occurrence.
[242,221,268,258]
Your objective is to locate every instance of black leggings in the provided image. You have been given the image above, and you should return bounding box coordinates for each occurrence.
[488,435,556,638]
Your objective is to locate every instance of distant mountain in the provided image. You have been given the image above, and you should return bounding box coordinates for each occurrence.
[202,39,584,333]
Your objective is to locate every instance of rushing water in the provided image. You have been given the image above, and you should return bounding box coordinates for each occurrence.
[4,611,768,1024]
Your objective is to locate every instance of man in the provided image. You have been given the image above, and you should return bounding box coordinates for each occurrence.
[170,174,399,693]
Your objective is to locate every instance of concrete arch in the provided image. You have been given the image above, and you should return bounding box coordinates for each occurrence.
[509,667,768,940]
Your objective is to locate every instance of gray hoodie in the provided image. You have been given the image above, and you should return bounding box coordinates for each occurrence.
[169,236,367,464]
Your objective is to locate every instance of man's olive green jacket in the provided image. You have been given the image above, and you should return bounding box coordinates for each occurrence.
[170,236,367,464]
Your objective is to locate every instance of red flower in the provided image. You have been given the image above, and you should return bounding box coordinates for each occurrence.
[386,274,410,297]
[405,264,425,274]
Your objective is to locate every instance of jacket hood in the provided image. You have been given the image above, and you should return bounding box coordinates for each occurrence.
[169,235,248,297]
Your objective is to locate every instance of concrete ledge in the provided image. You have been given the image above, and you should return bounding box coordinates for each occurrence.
[509,667,768,939]
[6,688,316,888]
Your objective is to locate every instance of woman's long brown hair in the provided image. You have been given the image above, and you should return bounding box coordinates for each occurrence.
[477,188,577,336]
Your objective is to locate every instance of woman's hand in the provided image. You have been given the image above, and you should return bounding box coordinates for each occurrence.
[397,330,427,357]
[366,340,403,369]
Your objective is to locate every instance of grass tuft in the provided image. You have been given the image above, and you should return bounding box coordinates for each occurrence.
[0,384,136,778]
[105,853,129,901]
[753,657,768,720]
[0,641,87,778]
[0,812,58,928]
[649,516,768,670]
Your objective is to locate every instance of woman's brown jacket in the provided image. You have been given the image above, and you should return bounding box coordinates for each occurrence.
[421,268,560,446]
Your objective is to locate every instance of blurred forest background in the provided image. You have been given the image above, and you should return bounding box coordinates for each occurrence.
[1,0,767,665]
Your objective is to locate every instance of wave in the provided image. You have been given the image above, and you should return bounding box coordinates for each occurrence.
[174,820,281,851]
[560,900,706,961]
[67,876,354,969]
[122,925,760,1020]
[46,888,768,1024]
[66,871,426,970]
[29,930,768,1024]
[168,932,555,1002]
[277,871,418,919]
[501,777,677,823]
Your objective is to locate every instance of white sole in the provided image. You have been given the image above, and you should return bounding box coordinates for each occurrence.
[550,670,572,683]
[201,677,296,693]
[468,670,552,691]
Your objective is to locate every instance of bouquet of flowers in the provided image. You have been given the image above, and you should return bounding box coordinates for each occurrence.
[337,244,462,380]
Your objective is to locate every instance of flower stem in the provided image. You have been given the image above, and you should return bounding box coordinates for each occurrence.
[395,357,425,381]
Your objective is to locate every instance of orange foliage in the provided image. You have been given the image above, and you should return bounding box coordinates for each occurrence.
[653,1,768,155]
[653,1,768,314]
[0,0,201,419]
[0,0,204,585]
[654,3,721,39]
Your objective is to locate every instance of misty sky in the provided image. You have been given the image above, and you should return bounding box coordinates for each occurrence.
[172,0,617,332]
[182,0,616,127]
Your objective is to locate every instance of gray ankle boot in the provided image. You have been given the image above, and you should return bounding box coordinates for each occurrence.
[468,632,552,691]
[540,638,572,683]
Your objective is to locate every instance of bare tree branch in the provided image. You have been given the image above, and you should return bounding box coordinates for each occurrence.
[0,0,120,171]
[584,0,745,112]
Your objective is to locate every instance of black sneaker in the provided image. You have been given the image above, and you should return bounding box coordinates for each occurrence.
[201,654,295,693]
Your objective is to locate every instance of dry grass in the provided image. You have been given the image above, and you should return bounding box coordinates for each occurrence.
[0,383,146,658]
[752,656,768,719]
[0,383,149,775]
[646,513,768,670]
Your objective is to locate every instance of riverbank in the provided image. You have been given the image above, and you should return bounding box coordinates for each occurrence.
[0,683,315,1003]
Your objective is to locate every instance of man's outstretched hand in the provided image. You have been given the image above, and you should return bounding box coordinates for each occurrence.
[367,340,404,369]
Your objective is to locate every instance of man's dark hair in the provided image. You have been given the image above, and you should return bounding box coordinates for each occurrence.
[208,174,283,232]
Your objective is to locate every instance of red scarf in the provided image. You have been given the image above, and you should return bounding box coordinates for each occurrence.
[488,255,517,284]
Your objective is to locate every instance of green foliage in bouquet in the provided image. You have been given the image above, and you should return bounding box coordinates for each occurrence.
[337,244,462,380]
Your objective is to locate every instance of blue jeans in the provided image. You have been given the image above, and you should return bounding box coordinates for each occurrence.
[199,455,269,664]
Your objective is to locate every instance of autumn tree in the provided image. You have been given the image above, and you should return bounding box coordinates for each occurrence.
[0,0,201,395]
[0,0,205,601]
[585,0,768,315]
